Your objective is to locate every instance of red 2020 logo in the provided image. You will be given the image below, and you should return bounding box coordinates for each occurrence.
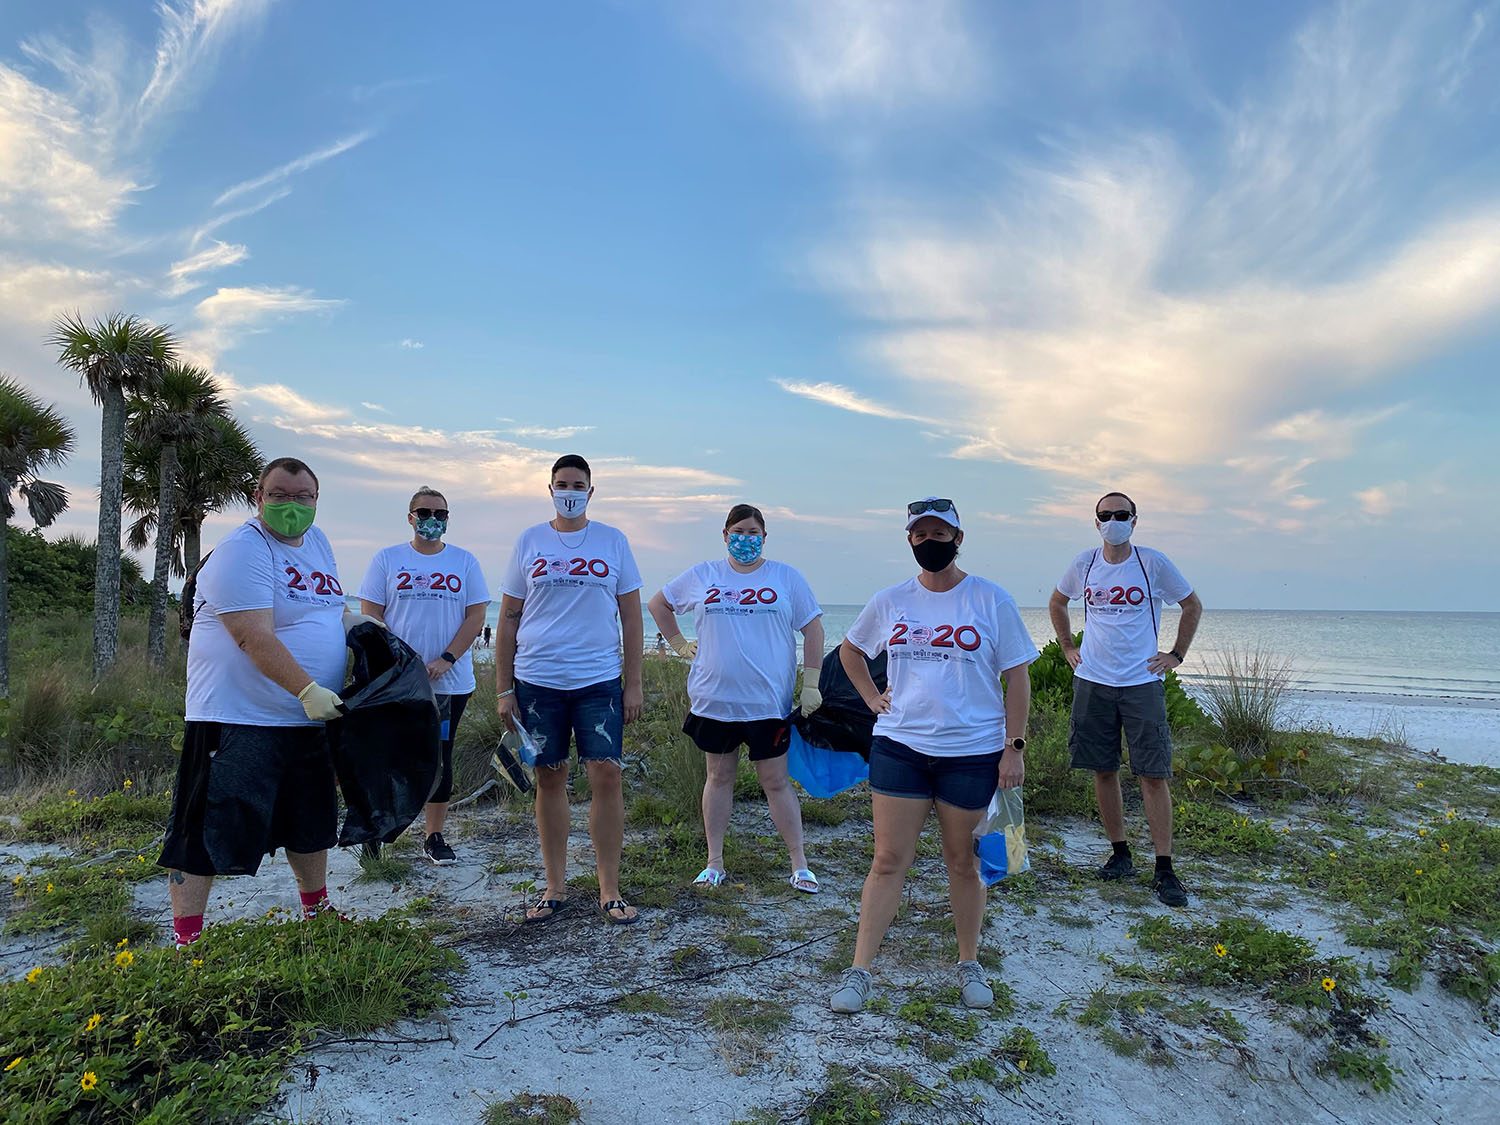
[1091,585,1146,606]
[705,587,778,606]
[286,567,343,596]
[530,557,610,580]
[395,571,463,593]
[889,622,981,651]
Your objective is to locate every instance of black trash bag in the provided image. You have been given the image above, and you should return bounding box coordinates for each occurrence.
[793,645,888,761]
[328,622,441,847]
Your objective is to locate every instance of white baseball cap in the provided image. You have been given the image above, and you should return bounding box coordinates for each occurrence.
[904,497,961,531]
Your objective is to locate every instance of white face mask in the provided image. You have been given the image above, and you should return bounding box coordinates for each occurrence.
[1099,518,1134,546]
[552,488,590,519]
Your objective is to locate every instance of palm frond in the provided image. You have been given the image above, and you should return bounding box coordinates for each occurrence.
[49,312,178,402]
[20,478,69,527]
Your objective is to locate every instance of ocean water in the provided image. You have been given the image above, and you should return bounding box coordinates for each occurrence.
[449,602,1499,766]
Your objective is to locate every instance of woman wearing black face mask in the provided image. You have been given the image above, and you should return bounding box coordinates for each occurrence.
[828,497,1039,1015]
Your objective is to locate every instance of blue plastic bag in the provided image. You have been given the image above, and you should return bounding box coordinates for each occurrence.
[972,787,1029,885]
[786,726,869,799]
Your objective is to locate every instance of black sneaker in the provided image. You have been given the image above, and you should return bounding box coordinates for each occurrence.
[423,833,456,866]
[360,842,381,862]
[1097,851,1135,881]
[1152,870,1188,907]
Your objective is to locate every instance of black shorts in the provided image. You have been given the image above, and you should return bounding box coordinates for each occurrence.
[158,721,339,877]
[682,713,790,762]
[431,692,472,804]
[1068,678,1174,778]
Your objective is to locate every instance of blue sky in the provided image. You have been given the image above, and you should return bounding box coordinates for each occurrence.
[2,0,1498,611]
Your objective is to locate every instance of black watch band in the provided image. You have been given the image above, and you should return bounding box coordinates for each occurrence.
[1169,649,1184,663]
[440,651,458,665]
[1008,737,1026,752]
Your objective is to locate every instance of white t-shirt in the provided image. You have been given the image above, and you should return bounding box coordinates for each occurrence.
[358,542,491,695]
[500,521,643,691]
[844,575,1039,758]
[660,558,822,722]
[186,520,347,727]
[1055,546,1193,688]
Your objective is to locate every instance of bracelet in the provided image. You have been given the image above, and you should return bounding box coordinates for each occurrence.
[497,687,516,698]
[441,651,457,664]
[1169,649,1184,663]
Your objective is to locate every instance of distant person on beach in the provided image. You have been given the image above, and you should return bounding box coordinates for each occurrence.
[357,486,490,866]
[483,624,492,648]
[159,457,374,946]
[1048,491,1203,908]
[653,631,668,656]
[647,503,826,894]
[829,498,1037,1014]
[496,454,645,925]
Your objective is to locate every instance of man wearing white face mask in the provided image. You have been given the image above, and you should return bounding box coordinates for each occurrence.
[1049,491,1203,908]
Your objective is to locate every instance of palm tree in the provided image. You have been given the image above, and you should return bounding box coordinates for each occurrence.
[50,313,176,677]
[0,377,76,698]
[124,413,262,580]
[126,364,231,666]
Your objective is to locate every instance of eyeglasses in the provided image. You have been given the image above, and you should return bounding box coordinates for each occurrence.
[412,508,450,521]
[265,491,316,504]
[1096,509,1134,522]
[907,498,956,516]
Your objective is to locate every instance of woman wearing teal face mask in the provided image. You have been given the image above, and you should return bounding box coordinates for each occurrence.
[357,487,491,866]
[648,504,826,894]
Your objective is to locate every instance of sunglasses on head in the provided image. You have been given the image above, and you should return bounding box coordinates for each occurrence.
[907,498,956,516]
[1096,509,1134,522]
[411,507,449,521]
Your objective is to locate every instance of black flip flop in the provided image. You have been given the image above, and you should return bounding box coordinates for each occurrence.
[599,898,639,925]
[525,897,569,924]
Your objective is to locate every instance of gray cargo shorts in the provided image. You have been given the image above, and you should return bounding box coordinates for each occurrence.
[1068,678,1173,778]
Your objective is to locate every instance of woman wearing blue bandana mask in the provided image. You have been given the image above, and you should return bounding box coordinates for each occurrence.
[357,487,491,866]
[648,504,826,894]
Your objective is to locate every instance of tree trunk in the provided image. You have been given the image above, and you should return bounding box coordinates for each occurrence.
[93,386,126,679]
[147,442,179,667]
[0,512,9,701]
[184,520,203,580]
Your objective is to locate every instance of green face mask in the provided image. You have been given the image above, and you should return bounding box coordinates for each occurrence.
[262,501,316,538]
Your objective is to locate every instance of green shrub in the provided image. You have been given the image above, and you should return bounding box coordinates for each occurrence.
[1029,636,1206,730]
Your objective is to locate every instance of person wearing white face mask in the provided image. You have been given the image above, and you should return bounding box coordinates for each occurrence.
[647,503,826,894]
[496,454,645,925]
[1048,491,1204,908]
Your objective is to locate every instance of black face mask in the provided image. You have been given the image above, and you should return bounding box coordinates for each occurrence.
[911,537,958,573]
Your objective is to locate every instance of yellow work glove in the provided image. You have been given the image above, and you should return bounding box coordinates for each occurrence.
[297,682,344,721]
[800,667,822,712]
[668,634,698,660]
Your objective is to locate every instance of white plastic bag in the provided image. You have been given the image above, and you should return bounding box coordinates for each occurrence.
[972,786,1029,885]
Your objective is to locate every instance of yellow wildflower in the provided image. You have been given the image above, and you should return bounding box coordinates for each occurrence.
[1213,943,1228,958]
[84,1013,102,1032]
[1328,851,1338,860]
[1322,978,1336,993]
[116,937,129,948]
[190,958,204,969]
[10,874,20,886]
[67,789,76,796]
[1018,1058,1028,1071]
[1415,781,1424,789]
[4,1057,21,1072]
[1445,809,1456,820]
[1414,869,1424,877]
[45,883,53,894]
[1418,828,1428,837]
[25,967,43,984]
[123,779,133,789]
[1440,842,1450,853]
[113,949,134,969]
[80,1071,97,1091]
[134,1028,145,1048]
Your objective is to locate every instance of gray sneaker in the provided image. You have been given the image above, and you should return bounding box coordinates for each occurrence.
[957,960,994,1009]
[830,967,873,1013]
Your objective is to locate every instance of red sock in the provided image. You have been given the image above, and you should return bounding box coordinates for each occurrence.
[173,914,204,945]
[299,886,329,916]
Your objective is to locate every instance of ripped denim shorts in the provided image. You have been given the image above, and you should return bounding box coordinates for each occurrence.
[514,677,624,767]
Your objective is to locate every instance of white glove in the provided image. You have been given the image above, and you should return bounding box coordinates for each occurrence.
[342,611,385,633]
[800,668,822,712]
[668,634,698,660]
[298,682,345,721]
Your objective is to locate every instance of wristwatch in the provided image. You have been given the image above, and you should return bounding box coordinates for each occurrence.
[440,651,458,665]
[1008,737,1026,752]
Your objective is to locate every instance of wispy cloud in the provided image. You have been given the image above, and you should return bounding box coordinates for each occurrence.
[397,338,424,350]
[1355,484,1406,518]
[360,401,390,414]
[165,239,247,296]
[506,425,595,441]
[190,285,345,357]
[187,187,289,249]
[351,75,435,102]
[0,258,133,327]
[139,0,276,125]
[213,129,373,208]
[774,379,934,423]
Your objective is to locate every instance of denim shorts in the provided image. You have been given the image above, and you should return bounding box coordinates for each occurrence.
[1069,678,1173,778]
[516,677,624,767]
[868,735,1003,811]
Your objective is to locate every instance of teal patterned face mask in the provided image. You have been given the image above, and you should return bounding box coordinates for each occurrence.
[727,533,764,564]
[414,516,447,541]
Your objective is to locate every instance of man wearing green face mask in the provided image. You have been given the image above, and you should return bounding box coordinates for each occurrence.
[159,457,371,947]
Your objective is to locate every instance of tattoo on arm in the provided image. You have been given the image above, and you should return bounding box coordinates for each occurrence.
[504,609,523,620]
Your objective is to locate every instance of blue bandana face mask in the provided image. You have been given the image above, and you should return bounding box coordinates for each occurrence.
[726,533,764,565]
[414,516,447,542]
